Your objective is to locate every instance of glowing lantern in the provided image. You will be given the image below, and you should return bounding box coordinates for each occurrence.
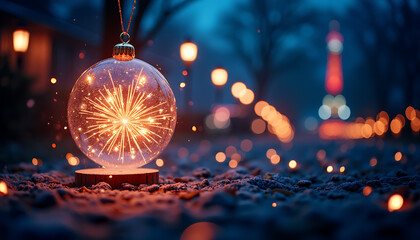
[13,29,30,53]
[68,39,177,169]
[211,68,228,86]
[180,41,198,64]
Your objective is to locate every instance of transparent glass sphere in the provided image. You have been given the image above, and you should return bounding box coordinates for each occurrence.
[68,58,177,168]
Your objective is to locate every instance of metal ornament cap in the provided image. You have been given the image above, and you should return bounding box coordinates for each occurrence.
[113,42,135,61]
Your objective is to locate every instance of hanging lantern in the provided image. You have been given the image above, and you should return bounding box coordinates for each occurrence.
[13,28,30,53]
[180,41,198,64]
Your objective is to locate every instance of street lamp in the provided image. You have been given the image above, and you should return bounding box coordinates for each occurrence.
[13,28,30,53]
[13,28,30,71]
[211,67,228,104]
[180,40,197,115]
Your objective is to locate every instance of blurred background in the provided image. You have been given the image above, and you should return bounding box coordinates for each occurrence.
[0,0,419,169]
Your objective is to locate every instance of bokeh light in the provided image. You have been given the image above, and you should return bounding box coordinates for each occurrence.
[156,158,164,167]
[0,181,8,195]
[231,82,247,98]
[363,186,372,196]
[394,152,402,161]
[180,41,198,63]
[319,105,331,120]
[270,154,280,165]
[229,159,238,168]
[251,119,266,134]
[211,68,228,86]
[240,139,253,152]
[289,160,297,169]
[388,194,403,212]
[326,165,333,173]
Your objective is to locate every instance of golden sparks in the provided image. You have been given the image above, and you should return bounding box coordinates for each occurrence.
[79,69,172,164]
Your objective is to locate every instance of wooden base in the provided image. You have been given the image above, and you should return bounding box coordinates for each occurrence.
[75,168,159,188]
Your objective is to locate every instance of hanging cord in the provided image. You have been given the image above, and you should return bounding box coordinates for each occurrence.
[118,0,136,35]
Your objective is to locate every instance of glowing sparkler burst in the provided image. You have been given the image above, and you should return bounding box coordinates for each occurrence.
[68,59,176,168]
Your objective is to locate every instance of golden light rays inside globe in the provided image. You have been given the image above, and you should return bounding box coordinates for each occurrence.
[79,68,172,164]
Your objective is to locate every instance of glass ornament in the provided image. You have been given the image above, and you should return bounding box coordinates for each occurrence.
[68,40,176,169]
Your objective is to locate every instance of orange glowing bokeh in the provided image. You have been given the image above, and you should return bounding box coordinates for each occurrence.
[388,194,403,212]
[180,42,197,62]
[370,157,377,167]
[289,160,297,169]
[254,101,269,116]
[361,124,373,138]
[251,119,266,134]
[411,117,420,132]
[215,152,226,162]
[156,158,164,167]
[266,149,277,159]
[394,152,402,161]
[258,102,294,143]
[363,186,372,196]
[319,120,347,139]
[239,89,255,105]
[326,166,333,173]
[32,158,38,166]
[231,82,247,98]
[229,159,238,168]
[231,153,241,161]
[377,111,389,122]
[211,68,228,86]
[270,154,280,165]
[373,120,386,136]
[68,156,80,166]
[390,118,403,134]
[0,181,8,195]
[405,106,416,120]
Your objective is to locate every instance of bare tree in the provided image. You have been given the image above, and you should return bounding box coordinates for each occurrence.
[221,0,318,101]
[102,0,195,59]
[346,0,420,109]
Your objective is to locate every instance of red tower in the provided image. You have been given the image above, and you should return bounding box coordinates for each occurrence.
[318,21,350,121]
[325,25,344,95]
